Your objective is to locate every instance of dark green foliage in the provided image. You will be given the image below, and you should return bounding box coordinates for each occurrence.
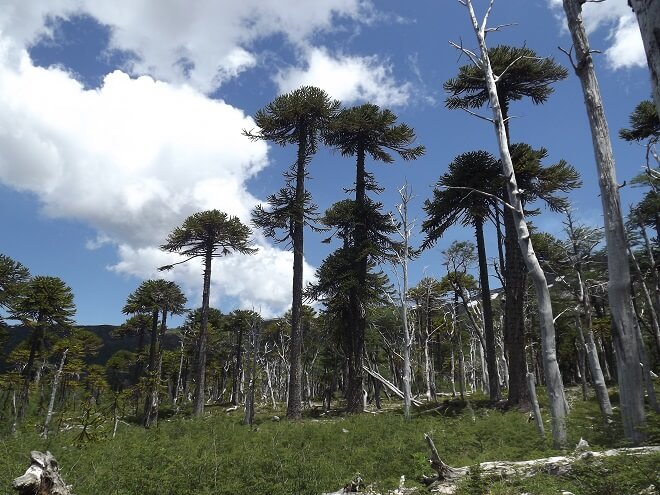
[0,254,29,317]
[324,103,425,164]
[10,276,75,328]
[444,45,568,112]
[422,150,500,248]
[508,143,581,213]
[619,100,660,142]
[160,210,256,261]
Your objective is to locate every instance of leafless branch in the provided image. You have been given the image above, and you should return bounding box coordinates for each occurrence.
[439,185,517,212]
[480,0,496,34]
[448,40,481,67]
[485,22,517,34]
[461,107,495,123]
[558,45,577,71]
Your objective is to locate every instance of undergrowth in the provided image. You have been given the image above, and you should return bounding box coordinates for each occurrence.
[0,387,658,495]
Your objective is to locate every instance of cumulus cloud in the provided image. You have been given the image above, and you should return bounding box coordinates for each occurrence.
[276,47,411,107]
[1,0,371,93]
[0,44,316,316]
[548,0,645,70]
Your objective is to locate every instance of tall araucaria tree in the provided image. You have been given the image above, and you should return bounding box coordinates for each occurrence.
[11,276,75,419]
[562,0,647,445]
[444,43,568,408]
[160,209,256,417]
[422,150,502,401]
[245,86,340,420]
[324,103,424,413]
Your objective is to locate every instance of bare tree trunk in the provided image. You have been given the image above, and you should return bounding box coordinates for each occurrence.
[630,0,660,115]
[394,184,414,420]
[173,338,185,407]
[42,349,68,439]
[629,246,660,354]
[460,0,567,447]
[563,0,646,444]
[527,372,545,440]
[450,347,457,397]
[13,451,72,495]
[243,319,260,426]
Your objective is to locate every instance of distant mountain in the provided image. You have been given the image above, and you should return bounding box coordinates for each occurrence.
[0,324,180,372]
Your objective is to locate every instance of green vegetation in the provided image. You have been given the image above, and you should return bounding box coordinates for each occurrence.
[1,391,658,495]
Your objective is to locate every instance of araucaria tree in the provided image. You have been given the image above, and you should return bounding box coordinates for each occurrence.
[161,210,256,417]
[246,86,340,420]
[562,0,647,444]
[445,43,568,408]
[325,103,424,413]
[11,276,76,419]
[123,279,187,427]
[454,0,569,447]
[423,150,502,401]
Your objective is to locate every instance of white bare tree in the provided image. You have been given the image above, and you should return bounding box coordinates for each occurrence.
[561,0,646,444]
[454,0,568,447]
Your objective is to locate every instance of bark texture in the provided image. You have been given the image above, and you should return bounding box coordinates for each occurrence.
[563,0,646,444]
[631,0,660,116]
[13,451,73,495]
[192,246,213,416]
[462,0,567,447]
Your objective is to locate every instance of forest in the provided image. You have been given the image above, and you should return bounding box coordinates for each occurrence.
[1,1,660,494]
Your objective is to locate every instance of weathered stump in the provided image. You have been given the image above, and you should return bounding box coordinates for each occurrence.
[12,451,73,495]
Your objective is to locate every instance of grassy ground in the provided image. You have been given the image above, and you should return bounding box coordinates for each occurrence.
[0,389,658,495]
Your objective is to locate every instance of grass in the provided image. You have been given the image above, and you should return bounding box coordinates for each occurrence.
[0,388,658,495]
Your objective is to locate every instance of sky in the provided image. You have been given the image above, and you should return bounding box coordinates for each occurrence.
[0,0,652,326]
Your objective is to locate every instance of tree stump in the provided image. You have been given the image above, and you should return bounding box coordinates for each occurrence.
[12,451,73,495]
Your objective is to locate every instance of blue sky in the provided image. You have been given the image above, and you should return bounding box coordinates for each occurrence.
[0,0,652,325]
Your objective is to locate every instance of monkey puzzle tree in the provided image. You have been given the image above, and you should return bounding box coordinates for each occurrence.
[123,279,186,427]
[324,105,424,412]
[160,209,256,417]
[11,276,75,419]
[423,150,502,400]
[246,86,340,420]
[444,44,567,407]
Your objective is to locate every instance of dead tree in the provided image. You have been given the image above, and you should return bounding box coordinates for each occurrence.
[562,0,646,444]
[455,0,567,447]
[630,0,660,116]
[13,451,73,495]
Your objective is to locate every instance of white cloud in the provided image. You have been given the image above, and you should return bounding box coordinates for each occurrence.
[1,0,371,93]
[548,0,645,70]
[109,244,315,317]
[0,44,312,317]
[276,47,411,107]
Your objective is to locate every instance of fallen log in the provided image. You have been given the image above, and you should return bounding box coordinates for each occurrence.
[362,367,423,407]
[13,451,73,495]
[423,435,660,494]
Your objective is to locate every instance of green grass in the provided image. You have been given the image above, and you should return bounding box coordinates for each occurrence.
[0,390,658,495]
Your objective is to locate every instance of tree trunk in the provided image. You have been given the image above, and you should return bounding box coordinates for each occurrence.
[463,0,567,447]
[42,349,68,439]
[630,0,660,116]
[19,316,45,419]
[243,320,260,426]
[192,246,213,417]
[143,308,160,428]
[563,0,646,444]
[475,219,500,400]
[231,325,244,406]
[527,372,545,440]
[346,145,368,414]
[13,451,73,495]
[286,128,307,420]
[629,246,660,354]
